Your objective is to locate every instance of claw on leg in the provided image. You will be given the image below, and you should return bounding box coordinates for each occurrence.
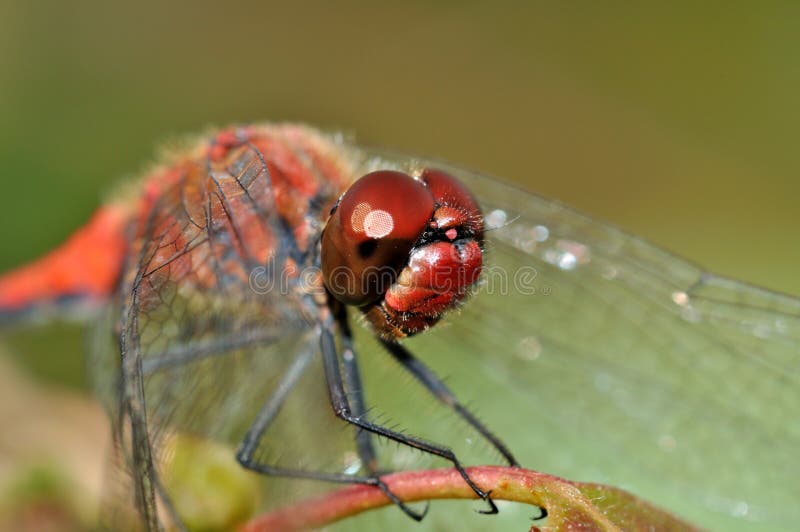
[476,489,499,515]
[531,505,548,520]
[373,478,430,521]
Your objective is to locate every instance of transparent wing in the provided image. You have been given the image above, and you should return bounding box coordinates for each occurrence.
[90,140,799,531]
[334,152,800,531]
[95,140,359,530]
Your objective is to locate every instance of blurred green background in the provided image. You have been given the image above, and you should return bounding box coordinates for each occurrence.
[2,1,798,296]
[0,1,798,530]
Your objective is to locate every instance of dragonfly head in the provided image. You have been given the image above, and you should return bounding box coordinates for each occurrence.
[321,168,484,339]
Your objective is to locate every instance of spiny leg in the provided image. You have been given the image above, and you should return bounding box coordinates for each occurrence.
[320,325,497,515]
[235,335,427,521]
[380,339,550,519]
[379,338,518,467]
[334,309,380,474]
[235,342,317,467]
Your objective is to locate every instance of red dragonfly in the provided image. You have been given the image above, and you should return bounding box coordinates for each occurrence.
[0,124,798,531]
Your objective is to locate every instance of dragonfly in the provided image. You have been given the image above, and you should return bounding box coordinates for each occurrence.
[0,123,797,531]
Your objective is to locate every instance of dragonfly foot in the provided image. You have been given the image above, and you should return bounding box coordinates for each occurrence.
[373,477,430,521]
[475,489,499,515]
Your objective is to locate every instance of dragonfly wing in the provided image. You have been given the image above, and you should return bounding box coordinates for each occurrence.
[344,150,800,531]
[95,139,356,529]
[89,138,799,531]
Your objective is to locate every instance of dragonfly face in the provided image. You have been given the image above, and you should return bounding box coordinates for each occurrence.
[1,123,798,531]
[322,168,485,338]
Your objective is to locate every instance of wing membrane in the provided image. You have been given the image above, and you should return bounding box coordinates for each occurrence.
[340,152,799,531]
[101,140,351,529]
[93,140,799,531]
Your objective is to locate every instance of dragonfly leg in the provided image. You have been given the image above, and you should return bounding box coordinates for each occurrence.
[235,343,318,468]
[335,312,381,474]
[234,337,427,521]
[379,340,549,517]
[320,326,497,515]
[378,340,551,518]
[378,339,520,467]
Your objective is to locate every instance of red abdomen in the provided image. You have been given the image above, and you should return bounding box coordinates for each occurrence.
[0,206,129,317]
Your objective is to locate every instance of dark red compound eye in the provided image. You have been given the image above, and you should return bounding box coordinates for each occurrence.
[321,170,435,306]
[420,167,483,239]
[322,167,484,339]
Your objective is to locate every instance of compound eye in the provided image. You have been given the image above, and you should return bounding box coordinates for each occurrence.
[322,170,435,306]
[421,168,484,238]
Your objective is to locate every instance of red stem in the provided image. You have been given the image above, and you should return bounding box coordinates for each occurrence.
[239,466,621,532]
